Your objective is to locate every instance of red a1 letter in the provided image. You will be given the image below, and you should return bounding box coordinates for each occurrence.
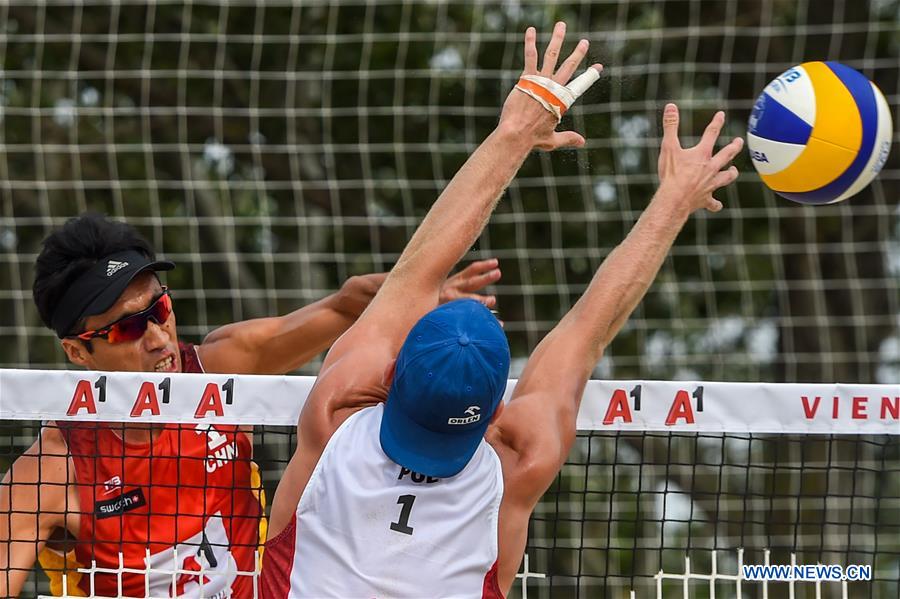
[195,383,225,418]
[66,380,97,416]
[602,389,633,425]
[665,390,695,425]
[130,382,161,417]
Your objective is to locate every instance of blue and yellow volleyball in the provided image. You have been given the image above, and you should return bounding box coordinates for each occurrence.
[747,61,892,204]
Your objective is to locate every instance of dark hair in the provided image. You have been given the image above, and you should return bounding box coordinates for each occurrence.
[33,213,155,332]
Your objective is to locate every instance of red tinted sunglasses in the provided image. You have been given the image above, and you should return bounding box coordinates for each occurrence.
[70,288,173,344]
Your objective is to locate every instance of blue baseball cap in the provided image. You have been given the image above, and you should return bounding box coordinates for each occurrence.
[380,299,510,478]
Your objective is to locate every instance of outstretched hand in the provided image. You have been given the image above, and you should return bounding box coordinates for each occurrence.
[334,260,501,318]
[439,259,501,308]
[499,22,603,152]
[657,103,744,213]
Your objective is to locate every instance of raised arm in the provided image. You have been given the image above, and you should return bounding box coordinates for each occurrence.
[490,104,744,590]
[195,261,501,375]
[321,23,601,368]
[267,23,602,539]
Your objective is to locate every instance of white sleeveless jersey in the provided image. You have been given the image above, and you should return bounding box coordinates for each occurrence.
[262,403,505,598]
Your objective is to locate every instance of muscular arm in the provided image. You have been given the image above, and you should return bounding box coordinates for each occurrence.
[267,23,600,539]
[316,24,597,383]
[268,111,547,540]
[197,274,385,375]
[0,428,72,597]
[198,261,502,375]
[350,34,595,352]
[491,104,744,591]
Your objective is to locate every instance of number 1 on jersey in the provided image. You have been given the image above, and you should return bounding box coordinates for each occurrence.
[390,494,416,535]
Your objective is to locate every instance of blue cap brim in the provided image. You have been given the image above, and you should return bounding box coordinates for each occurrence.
[379,398,489,479]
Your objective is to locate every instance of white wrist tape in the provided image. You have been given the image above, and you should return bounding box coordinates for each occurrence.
[514,69,601,122]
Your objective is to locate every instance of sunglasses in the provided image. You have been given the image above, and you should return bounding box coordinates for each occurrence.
[69,288,173,344]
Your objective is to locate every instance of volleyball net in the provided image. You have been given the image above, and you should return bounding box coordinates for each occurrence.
[2,370,897,598]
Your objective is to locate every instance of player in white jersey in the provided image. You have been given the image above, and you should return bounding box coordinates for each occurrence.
[264,299,509,598]
[261,21,744,598]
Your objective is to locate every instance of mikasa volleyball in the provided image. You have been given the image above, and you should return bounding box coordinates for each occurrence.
[747,61,892,204]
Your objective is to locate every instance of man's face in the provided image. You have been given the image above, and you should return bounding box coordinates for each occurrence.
[60,271,182,373]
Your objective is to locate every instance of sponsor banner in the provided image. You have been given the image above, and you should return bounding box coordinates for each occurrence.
[562,380,898,434]
[0,369,896,434]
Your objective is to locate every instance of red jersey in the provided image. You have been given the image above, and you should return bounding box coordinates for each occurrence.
[39,342,264,598]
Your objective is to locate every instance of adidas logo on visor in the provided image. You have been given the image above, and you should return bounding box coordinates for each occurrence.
[106,260,129,277]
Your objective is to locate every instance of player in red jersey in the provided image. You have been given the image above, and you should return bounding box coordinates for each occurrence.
[261,23,743,597]
[0,213,498,597]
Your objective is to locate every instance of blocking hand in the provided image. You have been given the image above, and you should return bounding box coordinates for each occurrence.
[439,259,501,308]
[657,103,744,213]
[498,22,603,152]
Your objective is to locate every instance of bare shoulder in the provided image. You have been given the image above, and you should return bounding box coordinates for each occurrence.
[486,423,537,510]
[16,423,70,476]
[2,425,72,512]
[40,423,69,450]
[267,351,388,539]
[305,341,391,446]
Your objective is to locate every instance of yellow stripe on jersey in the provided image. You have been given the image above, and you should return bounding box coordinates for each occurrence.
[38,545,88,597]
[251,460,268,567]
[760,61,862,192]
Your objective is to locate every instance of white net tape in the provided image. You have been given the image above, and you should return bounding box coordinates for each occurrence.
[1,370,897,434]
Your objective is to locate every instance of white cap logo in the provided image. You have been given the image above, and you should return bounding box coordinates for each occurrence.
[448,405,481,425]
[106,260,129,277]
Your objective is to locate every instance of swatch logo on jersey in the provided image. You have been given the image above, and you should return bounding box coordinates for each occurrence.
[95,487,147,519]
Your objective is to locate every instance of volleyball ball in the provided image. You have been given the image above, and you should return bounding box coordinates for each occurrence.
[747,61,892,204]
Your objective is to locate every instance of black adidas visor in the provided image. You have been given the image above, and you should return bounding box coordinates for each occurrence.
[51,250,175,339]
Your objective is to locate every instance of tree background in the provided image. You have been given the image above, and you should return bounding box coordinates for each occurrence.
[1,1,897,597]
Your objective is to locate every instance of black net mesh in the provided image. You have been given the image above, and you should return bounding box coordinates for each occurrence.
[3,421,897,598]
